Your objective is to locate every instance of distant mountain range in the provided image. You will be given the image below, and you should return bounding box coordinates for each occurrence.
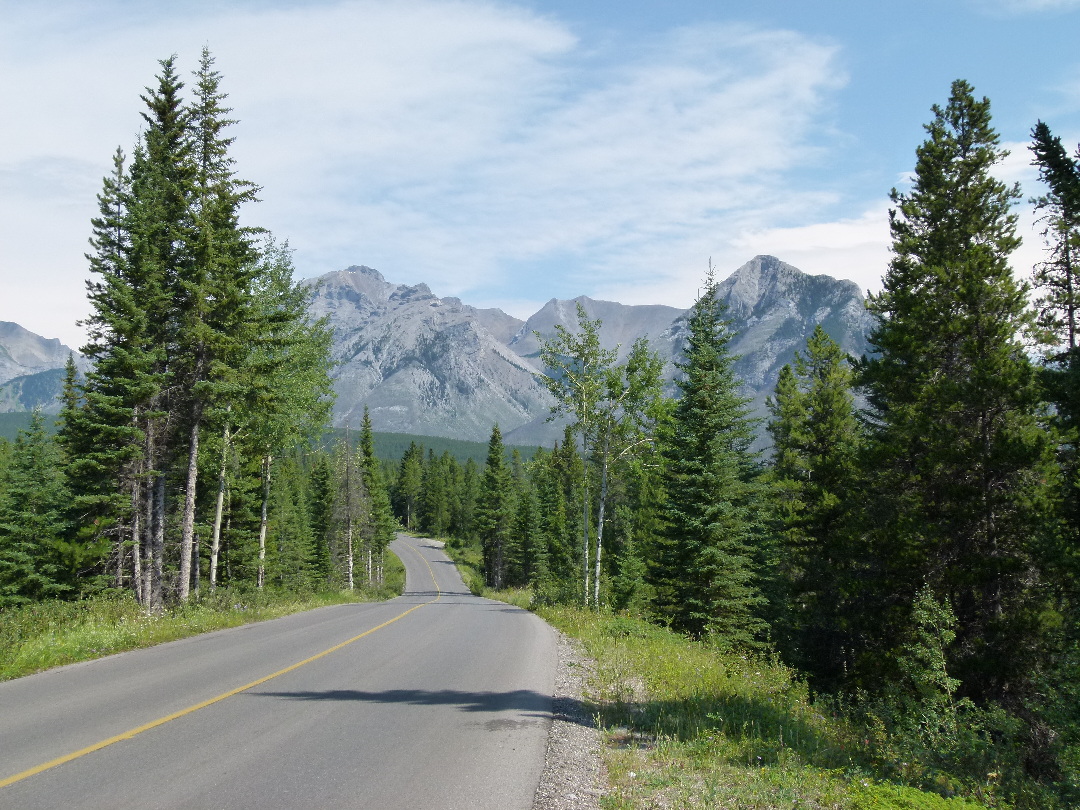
[0,322,88,414]
[0,255,874,445]
[305,255,873,445]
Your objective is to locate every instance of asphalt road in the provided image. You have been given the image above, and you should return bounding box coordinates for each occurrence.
[0,535,557,809]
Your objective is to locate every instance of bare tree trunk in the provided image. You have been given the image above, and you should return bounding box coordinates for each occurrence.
[258,453,271,589]
[594,434,611,610]
[141,459,154,608]
[132,475,143,603]
[178,413,202,601]
[151,471,165,610]
[582,462,590,607]
[192,533,200,596]
[346,520,354,591]
[209,421,231,591]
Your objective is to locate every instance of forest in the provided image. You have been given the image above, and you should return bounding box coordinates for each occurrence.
[1,52,1079,807]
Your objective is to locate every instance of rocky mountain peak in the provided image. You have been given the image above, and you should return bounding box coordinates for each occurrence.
[0,321,82,387]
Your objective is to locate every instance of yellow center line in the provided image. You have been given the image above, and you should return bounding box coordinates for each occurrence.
[0,537,442,790]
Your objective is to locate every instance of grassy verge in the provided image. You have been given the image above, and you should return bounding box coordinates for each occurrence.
[538,606,995,810]
[441,540,1044,807]
[0,551,405,682]
[439,538,1003,808]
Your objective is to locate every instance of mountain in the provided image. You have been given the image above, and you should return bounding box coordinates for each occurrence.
[0,256,873,443]
[0,322,80,385]
[0,323,86,414]
[308,255,873,445]
[717,254,873,424]
[306,267,552,440]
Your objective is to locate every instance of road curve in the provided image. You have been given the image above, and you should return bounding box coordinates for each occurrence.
[0,535,557,809]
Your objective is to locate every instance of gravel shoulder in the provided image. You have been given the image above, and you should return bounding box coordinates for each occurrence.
[533,629,603,810]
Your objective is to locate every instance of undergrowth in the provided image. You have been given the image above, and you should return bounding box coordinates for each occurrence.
[0,551,404,682]
[540,606,1006,810]
[442,543,1076,808]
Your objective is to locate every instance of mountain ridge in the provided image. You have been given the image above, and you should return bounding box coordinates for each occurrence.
[0,256,874,442]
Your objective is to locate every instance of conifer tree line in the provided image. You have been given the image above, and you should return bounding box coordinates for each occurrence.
[0,51,398,607]
[382,81,1080,789]
[2,63,1080,794]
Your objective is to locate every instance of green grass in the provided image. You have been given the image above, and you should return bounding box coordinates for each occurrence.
[537,607,998,810]
[0,550,405,682]
[437,546,1048,807]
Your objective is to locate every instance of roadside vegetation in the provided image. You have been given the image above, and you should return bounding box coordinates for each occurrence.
[3,54,1080,810]
[0,552,403,682]
[447,557,1045,810]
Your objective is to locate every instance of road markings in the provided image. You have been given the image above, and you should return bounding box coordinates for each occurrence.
[0,537,442,790]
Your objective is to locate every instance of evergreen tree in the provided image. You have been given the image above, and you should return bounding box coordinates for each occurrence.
[767,325,861,684]
[358,408,396,584]
[0,411,70,605]
[476,424,514,589]
[265,454,316,590]
[450,457,480,542]
[173,48,261,601]
[858,80,1059,699]
[1030,121,1080,353]
[307,449,336,586]
[1029,122,1080,610]
[420,449,451,537]
[652,268,767,646]
[394,442,424,531]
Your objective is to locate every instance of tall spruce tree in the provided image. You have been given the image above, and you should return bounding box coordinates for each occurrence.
[476,424,514,589]
[1030,122,1080,609]
[767,325,861,684]
[0,412,70,605]
[174,48,261,601]
[652,268,767,645]
[859,80,1058,700]
[359,408,396,584]
[1030,121,1080,354]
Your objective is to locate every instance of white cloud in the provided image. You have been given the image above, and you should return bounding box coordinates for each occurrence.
[0,2,850,344]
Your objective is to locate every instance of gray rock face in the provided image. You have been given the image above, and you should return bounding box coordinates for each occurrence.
[0,323,86,414]
[0,256,874,440]
[306,267,551,441]
[718,255,874,428]
[310,256,873,445]
[0,322,80,387]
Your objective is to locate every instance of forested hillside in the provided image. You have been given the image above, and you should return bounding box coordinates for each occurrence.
[1,62,1079,808]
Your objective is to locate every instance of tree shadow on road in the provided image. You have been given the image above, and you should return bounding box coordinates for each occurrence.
[255,687,591,726]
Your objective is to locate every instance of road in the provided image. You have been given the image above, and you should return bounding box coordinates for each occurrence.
[0,535,557,809]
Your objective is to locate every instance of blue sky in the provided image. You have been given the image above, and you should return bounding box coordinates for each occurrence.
[2,0,1079,348]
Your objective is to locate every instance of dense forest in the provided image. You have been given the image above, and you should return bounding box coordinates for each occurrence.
[1,58,1079,806]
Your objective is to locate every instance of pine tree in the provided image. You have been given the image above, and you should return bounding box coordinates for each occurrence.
[653,268,767,646]
[394,442,424,531]
[0,411,70,605]
[767,325,861,683]
[307,449,336,587]
[476,424,514,589]
[173,48,261,601]
[858,80,1059,699]
[1029,122,1080,610]
[359,408,396,584]
[1030,121,1080,354]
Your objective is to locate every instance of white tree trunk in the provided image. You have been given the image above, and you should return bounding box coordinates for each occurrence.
[258,454,271,589]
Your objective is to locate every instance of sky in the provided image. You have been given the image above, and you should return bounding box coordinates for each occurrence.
[2,0,1080,349]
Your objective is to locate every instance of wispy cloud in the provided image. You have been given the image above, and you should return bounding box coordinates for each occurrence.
[0,1,852,342]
